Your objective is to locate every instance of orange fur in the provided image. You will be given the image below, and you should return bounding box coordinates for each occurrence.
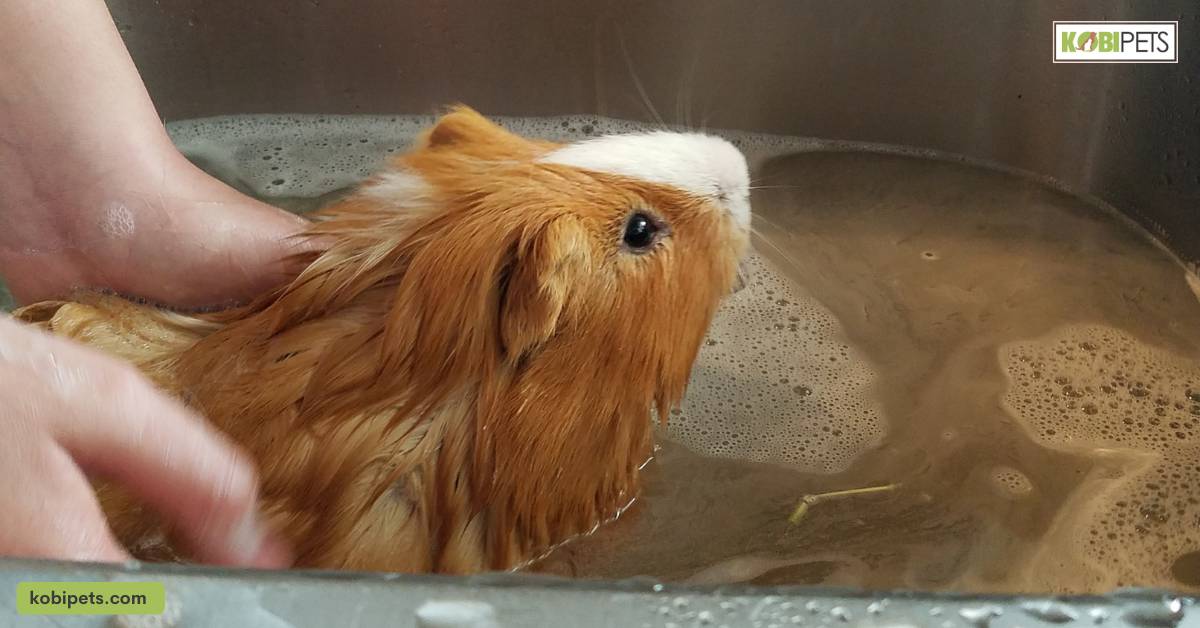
[14,106,748,572]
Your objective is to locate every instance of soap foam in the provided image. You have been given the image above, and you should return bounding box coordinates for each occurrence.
[667,254,885,474]
[1002,324,1200,587]
[989,466,1034,498]
[166,114,821,201]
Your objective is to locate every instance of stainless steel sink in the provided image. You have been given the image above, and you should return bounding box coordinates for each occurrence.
[5,1,1198,626]
[108,0,1200,268]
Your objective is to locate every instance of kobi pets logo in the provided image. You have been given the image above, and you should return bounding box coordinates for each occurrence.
[1054,21,1178,63]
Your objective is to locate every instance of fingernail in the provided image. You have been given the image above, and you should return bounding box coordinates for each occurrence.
[228,509,266,563]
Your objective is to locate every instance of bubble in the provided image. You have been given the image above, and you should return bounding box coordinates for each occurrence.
[1171,550,1200,586]
[989,466,1034,498]
[667,255,885,474]
[1001,324,1200,588]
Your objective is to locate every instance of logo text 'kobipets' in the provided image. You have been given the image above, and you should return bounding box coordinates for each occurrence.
[1054,22,1178,63]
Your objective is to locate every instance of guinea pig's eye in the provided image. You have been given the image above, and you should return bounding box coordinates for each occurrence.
[622,212,663,252]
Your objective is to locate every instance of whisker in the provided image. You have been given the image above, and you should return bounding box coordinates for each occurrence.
[617,28,668,131]
[748,222,805,274]
[675,83,686,132]
[751,213,789,233]
[751,171,796,186]
[682,88,692,132]
[682,42,702,132]
[592,19,608,118]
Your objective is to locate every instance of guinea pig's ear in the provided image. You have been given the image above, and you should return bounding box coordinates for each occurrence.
[423,105,513,149]
[499,218,591,360]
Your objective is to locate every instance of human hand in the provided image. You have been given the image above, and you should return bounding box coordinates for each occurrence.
[0,0,313,311]
[0,145,312,311]
[0,315,290,566]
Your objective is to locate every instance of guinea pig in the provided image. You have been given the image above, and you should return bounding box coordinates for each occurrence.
[13,106,752,573]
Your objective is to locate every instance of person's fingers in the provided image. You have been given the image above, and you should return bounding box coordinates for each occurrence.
[0,318,291,567]
[0,374,129,563]
[191,196,318,298]
[2,170,318,309]
[115,157,319,309]
[53,390,284,568]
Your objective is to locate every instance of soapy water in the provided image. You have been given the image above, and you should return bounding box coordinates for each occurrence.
[989,466,1034,498]
[671,254,884,474]
[1002,325,1200,590]
[4,113,1200,593]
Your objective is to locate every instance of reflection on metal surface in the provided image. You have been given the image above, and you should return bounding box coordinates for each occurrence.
[106,0,1200,264]
[0,558,1194,627]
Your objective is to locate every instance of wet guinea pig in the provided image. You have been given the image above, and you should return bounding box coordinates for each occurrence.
[14,106,752,573]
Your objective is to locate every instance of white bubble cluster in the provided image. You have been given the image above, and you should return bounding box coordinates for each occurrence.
[667,255,885,474]
[1001,324,1200,587]
[989,466,1034,498]
[164,113,825,201]
[166,114,657,200]
[168,115,434,199]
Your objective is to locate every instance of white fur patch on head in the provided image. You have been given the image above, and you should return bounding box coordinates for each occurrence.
[539,132,751,230]
[360,170,435,210]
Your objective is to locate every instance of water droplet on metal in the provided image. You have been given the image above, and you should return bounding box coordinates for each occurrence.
[1021,600,1080,623]
[1122,598,1185,627]
[416,600,500,628]
[959,605,1003,627]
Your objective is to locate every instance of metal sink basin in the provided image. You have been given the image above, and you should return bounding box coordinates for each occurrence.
[5,1,1199,626]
